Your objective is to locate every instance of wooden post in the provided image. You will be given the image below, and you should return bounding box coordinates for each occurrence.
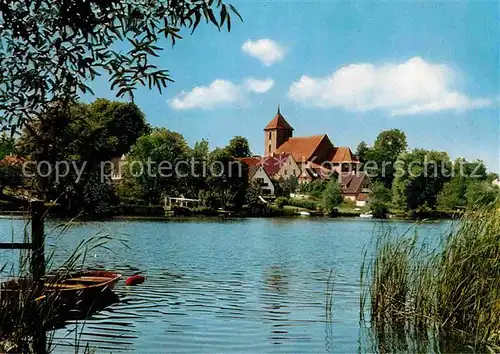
[31,200,45,285]
[31,200,47,354]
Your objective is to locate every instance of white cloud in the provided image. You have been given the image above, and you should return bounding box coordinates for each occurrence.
[169,78,274,110]
[244,78,274,93]
[242,39,285,66]
[288,57,492,116]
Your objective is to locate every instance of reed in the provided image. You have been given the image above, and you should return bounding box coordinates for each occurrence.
[0,216,120,353]
[361,205,500,350]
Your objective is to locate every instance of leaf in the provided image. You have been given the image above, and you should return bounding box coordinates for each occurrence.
[220,5,227,27]
[229,4,243,22]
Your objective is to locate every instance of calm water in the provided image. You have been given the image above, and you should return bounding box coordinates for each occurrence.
[0,217,450,353]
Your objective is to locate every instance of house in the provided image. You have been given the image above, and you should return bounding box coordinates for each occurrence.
[248,164,275,195]
[237,157,275,195]
[264,107,359,178]
[237,153,301,182]
[261,153,301,180]
[492,177,500,188]
[340,172,372,205]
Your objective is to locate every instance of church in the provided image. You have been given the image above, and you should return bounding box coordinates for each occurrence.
[238,107,372,204]
[263,107,360,180]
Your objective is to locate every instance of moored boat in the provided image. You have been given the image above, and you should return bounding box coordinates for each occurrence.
[1,270,121,305]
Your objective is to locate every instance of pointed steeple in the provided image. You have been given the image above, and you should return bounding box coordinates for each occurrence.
[264,106,294,131]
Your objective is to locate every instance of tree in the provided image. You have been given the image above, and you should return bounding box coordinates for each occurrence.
[373,129,408,157]
[0,134,22,195]
[19,98,147,212]
[0,134,17,160]
[360,129,408,188]
[123,128,190,204]
[369,182,392,204]
[466,182,499,208]
[437,178,468,210]
[0,0,241,133]
[183,139,210,198]
[203,147,248,210]
[356,141,370,164]
[226,136,251,158]
[371,202,389,219]
[0,156,23,195]
[87,98,150,159]
[275,176,298,197]
[436,158,489,210]
[322,179,344,215]
[392,149,452,210]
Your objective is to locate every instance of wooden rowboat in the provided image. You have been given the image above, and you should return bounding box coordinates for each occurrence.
[1,270,121,305]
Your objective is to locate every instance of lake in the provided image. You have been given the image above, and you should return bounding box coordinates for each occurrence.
[0,217,451,353]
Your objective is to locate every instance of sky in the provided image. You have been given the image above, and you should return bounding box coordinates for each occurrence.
[86,1,499,173]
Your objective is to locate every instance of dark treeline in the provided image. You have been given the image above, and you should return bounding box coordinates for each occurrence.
[356,129,499,216]
[0,99,498,217]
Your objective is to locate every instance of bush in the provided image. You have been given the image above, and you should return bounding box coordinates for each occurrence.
[288,198,317,211]
[275,197,289,208]
[371,202,389,219]
[322,179,343,215]
[192,206,218,216]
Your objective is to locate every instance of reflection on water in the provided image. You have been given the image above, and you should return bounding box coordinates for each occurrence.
[0,217,451,353]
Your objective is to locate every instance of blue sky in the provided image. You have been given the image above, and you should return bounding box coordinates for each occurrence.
[86,1,499,172]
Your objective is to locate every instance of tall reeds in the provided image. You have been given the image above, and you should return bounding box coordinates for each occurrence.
[361,205,500,350]
[0,216,121,353]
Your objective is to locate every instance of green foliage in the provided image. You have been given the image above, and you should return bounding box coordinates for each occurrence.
[81,173,118,215]
[275,197,289,208]
[356,141,369,164]
[275,176,298,197]
[245,181,262,207]
[202,147,248,210]
[361,129,408,188]
[123,128,190,204]
[322,179,343,215]
[0,134,17,160]
[362,207,500,348]
[87,98,150,158]
[20,98,146,212]
[371,202,389,219]
[0,0,241,132]
[392,149,451,210]
[466,182,499,207]
[297,179,328,197]
[436,159,490,210]
[287,198,317,211]
[226,136,251,158]
[369,182,392,204]
[0,162,23,194]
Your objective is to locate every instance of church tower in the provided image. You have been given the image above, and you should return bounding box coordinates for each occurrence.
[264,106,294,156]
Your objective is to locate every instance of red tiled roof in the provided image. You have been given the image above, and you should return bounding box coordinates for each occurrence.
[274,135,326,162]
[261,153,292,176]
[248,165,260,180]
[329,147,358,163]
[264,111,294,131]
[340,172,370,195]
[236,157,262,167]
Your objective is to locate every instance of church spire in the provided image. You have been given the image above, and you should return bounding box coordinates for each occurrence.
[277,104,281,115]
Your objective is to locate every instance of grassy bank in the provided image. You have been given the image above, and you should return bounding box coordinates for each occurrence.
[361,205,500,350]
